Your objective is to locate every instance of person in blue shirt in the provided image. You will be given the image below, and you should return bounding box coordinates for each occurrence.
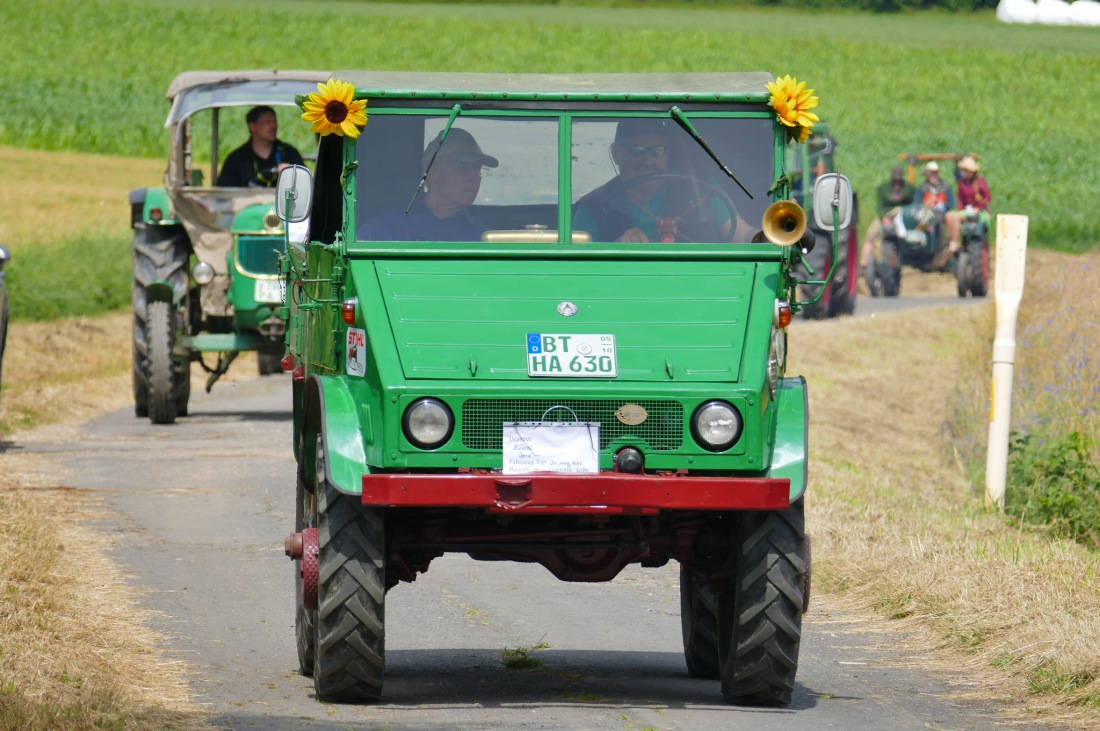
[361,128,497,242]
[573,119,753,243]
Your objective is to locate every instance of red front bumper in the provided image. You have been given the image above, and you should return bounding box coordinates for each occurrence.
[362,473,790,514]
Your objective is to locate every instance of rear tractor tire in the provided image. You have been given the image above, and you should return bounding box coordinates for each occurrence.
[680,565,721,679]
[132,225,190,419]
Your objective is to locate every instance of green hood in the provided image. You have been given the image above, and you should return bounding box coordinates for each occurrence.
[358,258,772,383]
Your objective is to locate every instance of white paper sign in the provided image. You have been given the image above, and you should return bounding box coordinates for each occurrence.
[502,421,599,475]
[346,327,367,377]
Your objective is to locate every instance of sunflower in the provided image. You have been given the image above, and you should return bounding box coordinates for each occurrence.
[301,79,368,138]
[766,74,819,143]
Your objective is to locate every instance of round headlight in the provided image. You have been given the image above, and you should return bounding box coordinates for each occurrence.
[263,210,283,233]
[192,261,215,285]
[402,398,454,450]
[691,400,743,452]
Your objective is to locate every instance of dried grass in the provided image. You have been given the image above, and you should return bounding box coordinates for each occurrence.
[0,146,162,249]
[794,252,1100,728]
[0,450,209,730]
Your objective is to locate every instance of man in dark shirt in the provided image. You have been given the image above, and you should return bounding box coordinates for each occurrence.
[216,106,304,187]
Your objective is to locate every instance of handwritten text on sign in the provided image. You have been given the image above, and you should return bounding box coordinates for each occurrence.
[502,421,599,474]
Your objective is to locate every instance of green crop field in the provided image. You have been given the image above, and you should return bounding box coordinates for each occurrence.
[0,0,1097,256]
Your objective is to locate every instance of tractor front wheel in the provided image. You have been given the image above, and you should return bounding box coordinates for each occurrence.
[719,501,807,705]
[259,352,283,376]
[146,301,178,425]
[312,437,386,702]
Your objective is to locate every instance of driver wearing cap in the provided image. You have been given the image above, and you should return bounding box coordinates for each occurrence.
[362,128,498,242]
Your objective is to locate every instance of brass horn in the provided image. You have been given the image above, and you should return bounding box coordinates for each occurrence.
[761,200,808,247]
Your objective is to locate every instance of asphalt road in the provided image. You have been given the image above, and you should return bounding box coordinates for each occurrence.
[26,304,1029,730]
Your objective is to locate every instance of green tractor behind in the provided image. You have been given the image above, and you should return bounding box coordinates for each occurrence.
[129,70,329,423]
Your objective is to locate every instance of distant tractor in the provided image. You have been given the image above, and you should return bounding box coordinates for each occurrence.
[787,124,859,318]
[129,70,329,423]
[872,152,988,298]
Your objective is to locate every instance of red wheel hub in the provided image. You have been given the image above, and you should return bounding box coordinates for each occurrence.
[301,528,319,610]
[286,529,320,611]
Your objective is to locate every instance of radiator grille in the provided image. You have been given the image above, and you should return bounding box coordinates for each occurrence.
[236,235,285,276]
[462,399,683,451]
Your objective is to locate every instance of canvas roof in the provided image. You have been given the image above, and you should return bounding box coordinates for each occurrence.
[335,71,774,99]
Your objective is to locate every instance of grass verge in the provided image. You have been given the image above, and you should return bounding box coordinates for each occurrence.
[794,259,1100,723]
[0,468,207,730]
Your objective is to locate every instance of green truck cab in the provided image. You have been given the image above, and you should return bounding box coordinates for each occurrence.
[279,72,852,705]
[129,70,329,423]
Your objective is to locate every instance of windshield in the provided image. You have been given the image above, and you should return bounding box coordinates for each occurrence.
[355,113,775,244]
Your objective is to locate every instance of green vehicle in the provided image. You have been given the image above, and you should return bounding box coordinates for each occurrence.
[129,70,329,424]
[787,123,860,319]
[279,72,852,705]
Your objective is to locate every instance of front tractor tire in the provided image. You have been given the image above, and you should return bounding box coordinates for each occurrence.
[145,301,179,425]
[313,442,386,702]
[259,352,284,376]
[720,501,807,706]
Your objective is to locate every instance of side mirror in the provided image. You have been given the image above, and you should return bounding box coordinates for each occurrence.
[811,173,853,230]
[275,165,313,224]
[0,244,11,271]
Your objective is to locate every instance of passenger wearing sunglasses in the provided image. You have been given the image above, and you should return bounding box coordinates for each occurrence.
[574,119,750,243]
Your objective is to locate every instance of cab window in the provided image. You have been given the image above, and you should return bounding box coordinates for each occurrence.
[355,115,558,243]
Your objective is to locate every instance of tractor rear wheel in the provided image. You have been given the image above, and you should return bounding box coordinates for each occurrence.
[720,501,806,705]
[312,437,386,702]
[680,565,721,679]
[132,225,190,418]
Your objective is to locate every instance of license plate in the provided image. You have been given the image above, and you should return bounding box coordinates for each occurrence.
[527,333,617,377]
[254,278,283,303]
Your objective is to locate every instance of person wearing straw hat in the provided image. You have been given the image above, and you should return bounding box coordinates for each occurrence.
[946,156,992,252]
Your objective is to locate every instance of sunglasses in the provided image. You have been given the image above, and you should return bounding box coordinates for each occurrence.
[620,144,667,158]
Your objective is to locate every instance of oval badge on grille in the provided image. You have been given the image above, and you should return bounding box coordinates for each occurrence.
[557,301,578,317]
[616,404,648,425]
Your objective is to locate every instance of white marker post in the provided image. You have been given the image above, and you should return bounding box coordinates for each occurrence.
[985,214,1028,510]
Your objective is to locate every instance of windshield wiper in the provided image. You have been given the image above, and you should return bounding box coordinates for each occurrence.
[669,106,752,199]
[406,103,464,213]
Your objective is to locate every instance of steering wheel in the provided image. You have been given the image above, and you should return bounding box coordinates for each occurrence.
[598,174,740,243]
[246,166,280,188]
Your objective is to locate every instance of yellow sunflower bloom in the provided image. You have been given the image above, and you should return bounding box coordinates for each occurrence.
[301,79,369,138]
[767,74,819,143]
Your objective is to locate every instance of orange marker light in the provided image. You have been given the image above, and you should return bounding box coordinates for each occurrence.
[341,298,358,325]
[775,301,793,329]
